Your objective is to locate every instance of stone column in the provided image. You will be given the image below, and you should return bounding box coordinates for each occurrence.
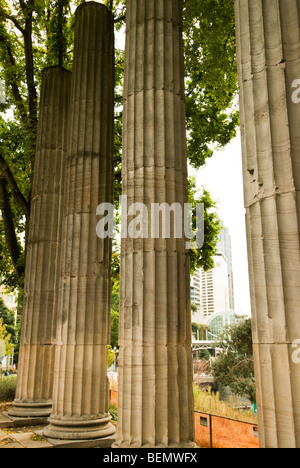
[43,3,115,441]
[114,0,195,448]
[235,0,300,448]
[8,67,71,419]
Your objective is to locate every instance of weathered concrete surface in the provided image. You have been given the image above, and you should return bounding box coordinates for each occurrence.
[42,2,115,442]
[8,67,71,419]
[114,0,195,448]
[1,411,48,428]
[0,427,52,449]
[0,426,53,449]
[235,0,300,448]
[0,424,115,449]
[0,415,115,448]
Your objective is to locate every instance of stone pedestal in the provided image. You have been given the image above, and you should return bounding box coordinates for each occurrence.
[8,67,71,419]
[43,3,115,441]
[114,0,195,448]
[235,0,300,448]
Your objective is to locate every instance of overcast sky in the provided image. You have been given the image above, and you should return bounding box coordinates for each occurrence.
[189,132,252,317]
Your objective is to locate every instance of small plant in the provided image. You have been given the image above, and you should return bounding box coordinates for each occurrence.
[109,402,118,422]
[32,434,47,442]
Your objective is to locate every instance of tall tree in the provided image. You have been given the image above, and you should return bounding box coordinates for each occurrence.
[183,0,239,168]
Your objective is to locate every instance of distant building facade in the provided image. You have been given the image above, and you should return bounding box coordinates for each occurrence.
[0,285,17,311]
[200,252,229,317]
[217,224,235,311]
[190,223,236,341]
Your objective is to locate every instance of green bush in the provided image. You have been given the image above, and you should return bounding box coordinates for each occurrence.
[0,375,17,402]
[109,402,118,422]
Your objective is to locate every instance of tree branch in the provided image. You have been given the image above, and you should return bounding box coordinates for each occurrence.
[0,148,30,218]
[0,33,28,129]
[19,0,26,11]
[0,3,38,169]
[0,8,25,35]
[0,177,24,281]
[23,8,38,170]
[114,15,125,23]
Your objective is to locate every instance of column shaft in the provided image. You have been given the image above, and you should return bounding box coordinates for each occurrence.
[43,2,115,440]
[235,0,300,448]
[115,0,194,448]
[9,67,71,418]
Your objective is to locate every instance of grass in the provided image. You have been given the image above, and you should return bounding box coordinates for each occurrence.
[193,385,257,424]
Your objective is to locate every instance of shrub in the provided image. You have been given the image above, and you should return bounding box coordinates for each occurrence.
[109,402,118,422]
[0,375,17,402]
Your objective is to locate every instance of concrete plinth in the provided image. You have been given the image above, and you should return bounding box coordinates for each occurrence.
[42,2,115,442]
[1,411,49,428]
[114,0,194,448]
[8,67,71,419]
[235,0,300,448]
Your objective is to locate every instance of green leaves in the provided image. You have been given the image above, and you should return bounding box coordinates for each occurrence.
[45,0,74,69]
[188,176,222,273]
[0,315,13,358]
[183,0,239,169]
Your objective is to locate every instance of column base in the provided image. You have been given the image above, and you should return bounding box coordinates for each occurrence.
[8,399,52,418]
[42,414,116,440]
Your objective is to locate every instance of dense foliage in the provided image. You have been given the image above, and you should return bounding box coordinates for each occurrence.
[183,0,239,168]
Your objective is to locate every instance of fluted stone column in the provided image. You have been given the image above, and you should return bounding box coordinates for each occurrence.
[8,67,71,419]
[43,3,115,441]
[114,0,195,448]
[235,0,300,448]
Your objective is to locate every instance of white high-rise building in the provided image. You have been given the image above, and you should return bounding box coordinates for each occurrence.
[200,252,229,317]
[190,271,201,310]
[190,252,230,318]
[218,224,235,311]
[190,223,236,340]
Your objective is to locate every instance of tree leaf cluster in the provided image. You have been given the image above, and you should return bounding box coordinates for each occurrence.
[188,175,222,273]
[0,314,14,359]
[183,0,239,168]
